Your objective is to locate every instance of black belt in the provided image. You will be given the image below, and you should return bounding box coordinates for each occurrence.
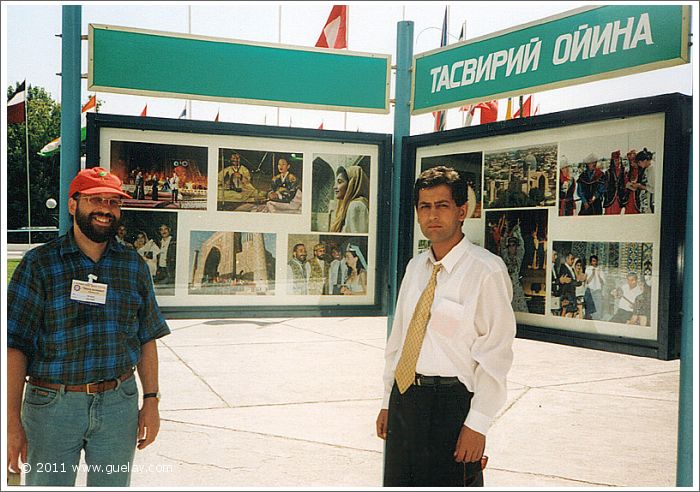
[414,373,460,387]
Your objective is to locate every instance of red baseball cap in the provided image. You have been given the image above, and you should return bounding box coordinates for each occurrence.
[69,167,131,199]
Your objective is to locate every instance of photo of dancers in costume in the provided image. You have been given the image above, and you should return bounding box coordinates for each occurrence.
[484,209,548,314]
[558,133,658,216]
[109,141,208,210]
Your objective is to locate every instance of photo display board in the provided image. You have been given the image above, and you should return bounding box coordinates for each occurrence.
[87,114,392,317]
[399,94,690,359]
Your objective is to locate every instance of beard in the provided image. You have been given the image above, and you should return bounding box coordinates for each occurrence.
[75,204,120,243]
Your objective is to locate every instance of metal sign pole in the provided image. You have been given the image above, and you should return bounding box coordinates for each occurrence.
[387,21,414,332]
[59,5,82,235]
[676,134,693,486]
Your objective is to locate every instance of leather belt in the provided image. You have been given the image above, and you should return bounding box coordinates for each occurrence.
[414,373,460,387]
[27,369,134,394]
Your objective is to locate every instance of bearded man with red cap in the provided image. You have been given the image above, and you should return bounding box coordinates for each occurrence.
[7,167,171,486]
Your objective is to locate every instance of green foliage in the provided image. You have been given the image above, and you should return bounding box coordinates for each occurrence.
[6,82,61,232]
[7,260,21,284]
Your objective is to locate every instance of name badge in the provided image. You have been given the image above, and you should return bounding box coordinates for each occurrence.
[71,279,108,305]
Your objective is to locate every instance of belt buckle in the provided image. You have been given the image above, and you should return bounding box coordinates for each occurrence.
[85,380,104,394]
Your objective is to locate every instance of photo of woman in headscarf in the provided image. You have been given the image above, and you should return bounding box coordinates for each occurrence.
[340,243,367,295]
[331,166,369,233]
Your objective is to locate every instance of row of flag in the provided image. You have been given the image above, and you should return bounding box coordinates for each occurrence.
[432,7,539,132]
[9,5,537,158]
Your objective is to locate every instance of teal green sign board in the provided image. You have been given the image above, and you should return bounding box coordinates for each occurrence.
[89,24,391,113]
[412,5,690,114]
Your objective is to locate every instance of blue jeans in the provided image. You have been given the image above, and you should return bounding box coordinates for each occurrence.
[21,375,139,486]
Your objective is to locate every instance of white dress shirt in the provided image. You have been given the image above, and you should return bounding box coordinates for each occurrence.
[158,236,171,268]
[382,235,516,436]
[585,265,606,291]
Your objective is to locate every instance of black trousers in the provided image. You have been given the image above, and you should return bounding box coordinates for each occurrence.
[384,381,484,487]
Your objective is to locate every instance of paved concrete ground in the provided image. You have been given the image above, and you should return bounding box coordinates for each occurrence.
[72,316,679,487]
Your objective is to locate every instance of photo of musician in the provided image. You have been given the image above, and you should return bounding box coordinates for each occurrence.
[217,149,303,213]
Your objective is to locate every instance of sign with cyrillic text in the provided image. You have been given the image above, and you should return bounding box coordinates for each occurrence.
[411,5,690,114]
[89,25,391,114]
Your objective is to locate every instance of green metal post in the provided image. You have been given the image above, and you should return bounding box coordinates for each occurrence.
[676,137,693,486]
[59,5,82,234]
[387,21,414,334]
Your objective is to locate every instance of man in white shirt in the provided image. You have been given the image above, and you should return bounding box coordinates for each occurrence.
[611,272,643,323]
[584,255,606,320]
[376,166,516,487]
[169,174,179,203]
[155,224,176,285]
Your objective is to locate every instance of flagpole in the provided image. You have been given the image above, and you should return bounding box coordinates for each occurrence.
[277,5,281,126]
[24,82,32,246]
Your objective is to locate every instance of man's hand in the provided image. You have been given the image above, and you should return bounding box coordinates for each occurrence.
[375,409,389,440]
[137,399,160,450]
[7,419,27,474]
[453,425,485,463]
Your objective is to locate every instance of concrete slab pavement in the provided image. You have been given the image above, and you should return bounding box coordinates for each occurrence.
[71,316,679,488]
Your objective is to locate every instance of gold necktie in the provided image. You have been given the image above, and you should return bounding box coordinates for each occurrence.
[395,263,442,393]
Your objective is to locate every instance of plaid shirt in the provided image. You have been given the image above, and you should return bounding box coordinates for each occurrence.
[7,228,170,384]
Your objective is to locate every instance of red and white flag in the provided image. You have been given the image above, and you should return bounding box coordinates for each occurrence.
[140,104,148,117]
[315,5,347,49]
[318,121,324,130]
[8,80,26,124]
[474,100,499,124]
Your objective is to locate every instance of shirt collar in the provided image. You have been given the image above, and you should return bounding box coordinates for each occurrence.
[426,234,471,274]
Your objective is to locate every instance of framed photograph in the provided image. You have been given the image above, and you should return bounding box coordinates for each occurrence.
[311,154,371,233]
[483,143,557,209]
[558,131,659,217]
[217,149,303,213]
[484,209,548,315]
[189,231,276,295]
[421,152,482,219]
[286,234,369,297]
[109,140,208,209]
[550,240,653,327]
[87,113,392,317]
[398,93,690,359]
[119,210,178,296]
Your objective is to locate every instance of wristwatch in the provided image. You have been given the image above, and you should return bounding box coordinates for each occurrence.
[143,392,161,402]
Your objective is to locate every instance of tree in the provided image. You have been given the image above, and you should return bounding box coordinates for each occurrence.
[7,83,61,240]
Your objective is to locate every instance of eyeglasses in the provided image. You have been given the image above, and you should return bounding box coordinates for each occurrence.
[79,196,123,208]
